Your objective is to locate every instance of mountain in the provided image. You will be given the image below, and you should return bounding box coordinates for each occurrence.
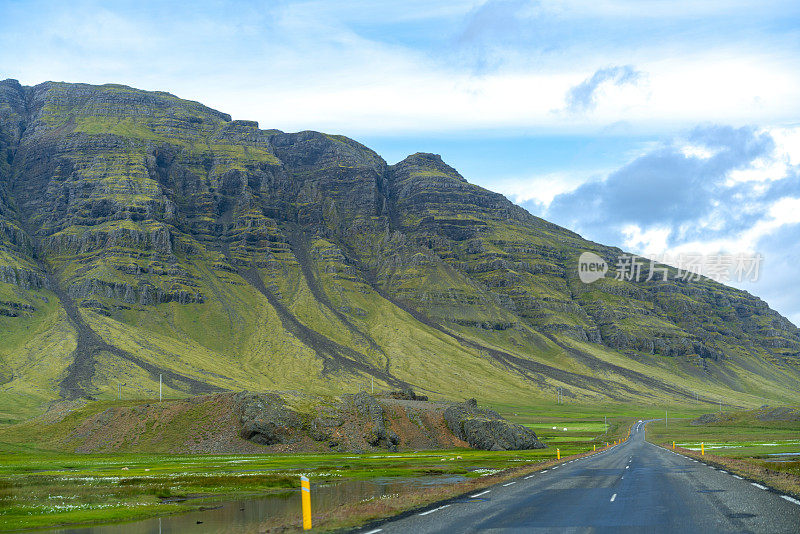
[0,79,798,422]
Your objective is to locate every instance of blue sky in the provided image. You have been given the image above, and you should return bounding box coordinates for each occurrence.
[1,0,800,324]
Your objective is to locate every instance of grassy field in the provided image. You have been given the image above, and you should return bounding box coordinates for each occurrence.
[646,407,800,458]
[1,397,789,531]
[645,406,800,496]
[0,446,584,531]
[0,402,640,532]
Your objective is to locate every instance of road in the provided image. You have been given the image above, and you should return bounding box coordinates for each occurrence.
[357,421,800,533]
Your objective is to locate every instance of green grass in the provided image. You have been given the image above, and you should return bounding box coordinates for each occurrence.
[0,400,646,531]
[2,396,783,531]
[0,444,589,531]
[646,408,800,459]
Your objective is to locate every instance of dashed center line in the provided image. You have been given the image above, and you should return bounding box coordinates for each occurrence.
[751,483,768,490]
[625,466,629,469]
[419,504,450,516]
[540,469,548,473]
[524,475,535,480]
[610,493,617,502]
[363,529,383,534]
[470,490,491,498]
[502,482,516,487]
[732,475,743,480]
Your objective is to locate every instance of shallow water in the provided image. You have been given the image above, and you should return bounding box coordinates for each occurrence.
[45,475,466,533]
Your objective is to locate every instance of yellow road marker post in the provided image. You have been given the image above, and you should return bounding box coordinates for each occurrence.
[557,448,560,460]
[593,444,596,451]
[301,475,311,530]
[701,443,704,456]
[673,441,675,449]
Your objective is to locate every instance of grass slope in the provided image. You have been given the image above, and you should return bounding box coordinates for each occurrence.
[0,80,797,421]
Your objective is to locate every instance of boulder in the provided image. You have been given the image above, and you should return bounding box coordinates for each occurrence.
[235,392,301,445]
[443,398,545,451]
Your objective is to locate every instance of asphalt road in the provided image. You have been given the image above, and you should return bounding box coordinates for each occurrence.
[358,421,800,533]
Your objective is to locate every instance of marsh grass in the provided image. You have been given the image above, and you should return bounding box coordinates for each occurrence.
[0,409,624,531]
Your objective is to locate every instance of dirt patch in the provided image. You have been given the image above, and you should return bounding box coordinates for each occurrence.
[382,400,468,450]
[62,394,267,454]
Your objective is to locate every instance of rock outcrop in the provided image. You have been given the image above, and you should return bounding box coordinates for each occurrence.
[234,392,542,453]
[236,392,304,445]
[443,399,546,451]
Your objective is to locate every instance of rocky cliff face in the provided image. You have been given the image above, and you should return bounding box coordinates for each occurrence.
[0,80,798,418]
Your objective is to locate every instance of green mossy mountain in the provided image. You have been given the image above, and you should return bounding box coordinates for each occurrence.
[0,79,798,421]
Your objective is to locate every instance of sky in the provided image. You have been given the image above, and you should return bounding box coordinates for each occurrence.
[1,0,799,324]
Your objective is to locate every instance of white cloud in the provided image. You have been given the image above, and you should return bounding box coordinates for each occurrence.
[2,2,798,136]
[621,225,671,255]
[488,170,595,205]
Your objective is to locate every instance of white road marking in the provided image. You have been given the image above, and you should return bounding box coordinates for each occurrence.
[625,466,629,469]
[470,490,491,498]
[502,482,516,487]
[419,505,450,516]
[781,495,800,505]
[720,471,728,474]
[732,475,743,480]
[610,493,617,502]
[541,469,548,473]
[363,530,383,534]
[751,483,768,490]
[552,466,558,469]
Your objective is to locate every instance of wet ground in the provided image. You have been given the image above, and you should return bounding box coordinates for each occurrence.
[45,475,466,533]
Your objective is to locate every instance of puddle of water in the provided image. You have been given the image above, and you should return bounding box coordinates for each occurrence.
[43,476,465,534]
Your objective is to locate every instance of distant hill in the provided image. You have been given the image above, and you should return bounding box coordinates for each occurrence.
[0,79,798,422]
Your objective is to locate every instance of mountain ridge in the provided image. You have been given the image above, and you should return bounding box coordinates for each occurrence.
[0,79,798,422]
